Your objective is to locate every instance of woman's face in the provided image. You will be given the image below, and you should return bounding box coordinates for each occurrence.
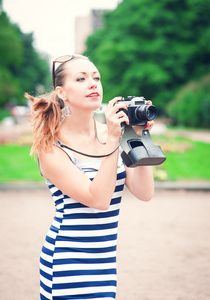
[57,59,103,112]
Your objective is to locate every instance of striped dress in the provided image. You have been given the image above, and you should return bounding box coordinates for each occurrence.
[40,145,126,300]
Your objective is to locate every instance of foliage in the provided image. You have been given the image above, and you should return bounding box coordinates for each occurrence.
[167,74,210,127]
[0,6,50,107]
[17,32,50,96]
[0,108,10,121]
[85,0,210,114]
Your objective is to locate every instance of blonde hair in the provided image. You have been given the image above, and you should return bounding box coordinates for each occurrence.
[26,54,89,157]
[25,91,64,157]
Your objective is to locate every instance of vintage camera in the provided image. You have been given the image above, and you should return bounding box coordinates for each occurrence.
[119,96,166,167]
[118,96,157,126]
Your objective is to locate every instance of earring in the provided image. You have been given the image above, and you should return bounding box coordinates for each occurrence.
[61,105,71,120]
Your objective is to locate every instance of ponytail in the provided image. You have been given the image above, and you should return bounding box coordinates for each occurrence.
[25,91,64,157]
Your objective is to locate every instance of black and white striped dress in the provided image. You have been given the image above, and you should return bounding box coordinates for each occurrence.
[40,145,126,300]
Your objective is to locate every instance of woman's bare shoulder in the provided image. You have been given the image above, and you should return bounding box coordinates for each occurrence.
[38,144,73,175]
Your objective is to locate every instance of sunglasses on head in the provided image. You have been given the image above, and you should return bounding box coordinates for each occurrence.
[52,54,88,88]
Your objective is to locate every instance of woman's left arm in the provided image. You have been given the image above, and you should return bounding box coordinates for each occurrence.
[125,120,155,202]
[125,165,154,201]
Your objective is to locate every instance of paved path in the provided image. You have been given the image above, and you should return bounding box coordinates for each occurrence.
[0,188,210,300]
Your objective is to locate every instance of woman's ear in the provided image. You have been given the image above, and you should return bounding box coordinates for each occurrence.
[56,86,68,101]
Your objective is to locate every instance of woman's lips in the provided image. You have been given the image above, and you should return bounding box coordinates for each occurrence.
[86,92,100,97]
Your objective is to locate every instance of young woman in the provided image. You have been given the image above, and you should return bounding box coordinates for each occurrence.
[26,54,154,300]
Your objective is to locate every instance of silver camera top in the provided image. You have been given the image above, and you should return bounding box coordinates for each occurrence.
[122,96,147,106]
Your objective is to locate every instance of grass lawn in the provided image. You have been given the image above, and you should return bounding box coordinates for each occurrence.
[0,144,41,182]
[0,137,210,182]
[154,136,210,181]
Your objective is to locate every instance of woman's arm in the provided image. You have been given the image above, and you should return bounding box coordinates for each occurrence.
[39,142,119,210]
[125,165,154,201]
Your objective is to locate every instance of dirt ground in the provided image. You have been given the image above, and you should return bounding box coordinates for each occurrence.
[0,187,210,300]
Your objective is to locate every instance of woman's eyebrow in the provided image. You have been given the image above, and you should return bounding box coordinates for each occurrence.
[74,71,100,77]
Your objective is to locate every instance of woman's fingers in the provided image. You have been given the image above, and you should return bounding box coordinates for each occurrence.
[144,120,154,130]
[107,96,122,106]
[105,97,130,138]
[106,97,129,124]
[107,97,126,114]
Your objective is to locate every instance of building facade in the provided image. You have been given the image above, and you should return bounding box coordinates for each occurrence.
[75,9,109,54]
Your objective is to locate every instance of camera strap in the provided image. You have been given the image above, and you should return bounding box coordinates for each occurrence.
[58,140,119,158]
[120,126,159,155]
[120,125,166,167]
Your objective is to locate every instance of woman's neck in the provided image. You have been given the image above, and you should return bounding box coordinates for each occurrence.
[61,111,96,140]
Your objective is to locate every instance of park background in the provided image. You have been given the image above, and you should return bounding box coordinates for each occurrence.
[0,0,210,183]
[0,0,210,299]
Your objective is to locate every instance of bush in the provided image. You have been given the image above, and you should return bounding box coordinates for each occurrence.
[0,108,11,122]
[167,74,210,128]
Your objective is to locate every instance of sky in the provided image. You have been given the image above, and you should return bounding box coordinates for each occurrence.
[3,0,120,60]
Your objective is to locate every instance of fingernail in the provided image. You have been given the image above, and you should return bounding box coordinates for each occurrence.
[144,124,148,128]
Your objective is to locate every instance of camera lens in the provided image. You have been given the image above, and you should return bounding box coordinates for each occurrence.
[135,105,157,121]
[146,105,157,120]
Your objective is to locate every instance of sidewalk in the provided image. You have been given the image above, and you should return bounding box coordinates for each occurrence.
[0,180,210,191]
[155,180,210,191]
[1,188,210,300]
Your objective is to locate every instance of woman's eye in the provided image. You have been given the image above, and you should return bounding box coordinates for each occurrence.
[77,77,85,82]
[94,77,100,81]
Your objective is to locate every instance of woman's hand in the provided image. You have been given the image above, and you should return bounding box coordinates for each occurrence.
[105,97,129,141]
[132,120,155,136]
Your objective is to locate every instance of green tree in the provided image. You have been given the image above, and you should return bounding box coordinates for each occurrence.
[17,31,50,96]
[0,3,50,107]
[0,10,24,105]
[85,0,210,112]
[167,74,210,128]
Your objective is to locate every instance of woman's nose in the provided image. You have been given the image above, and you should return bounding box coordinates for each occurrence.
[89,78,97,89]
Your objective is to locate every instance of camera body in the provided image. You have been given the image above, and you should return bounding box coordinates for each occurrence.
[118,96,166,167]
[119,96,157,126]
